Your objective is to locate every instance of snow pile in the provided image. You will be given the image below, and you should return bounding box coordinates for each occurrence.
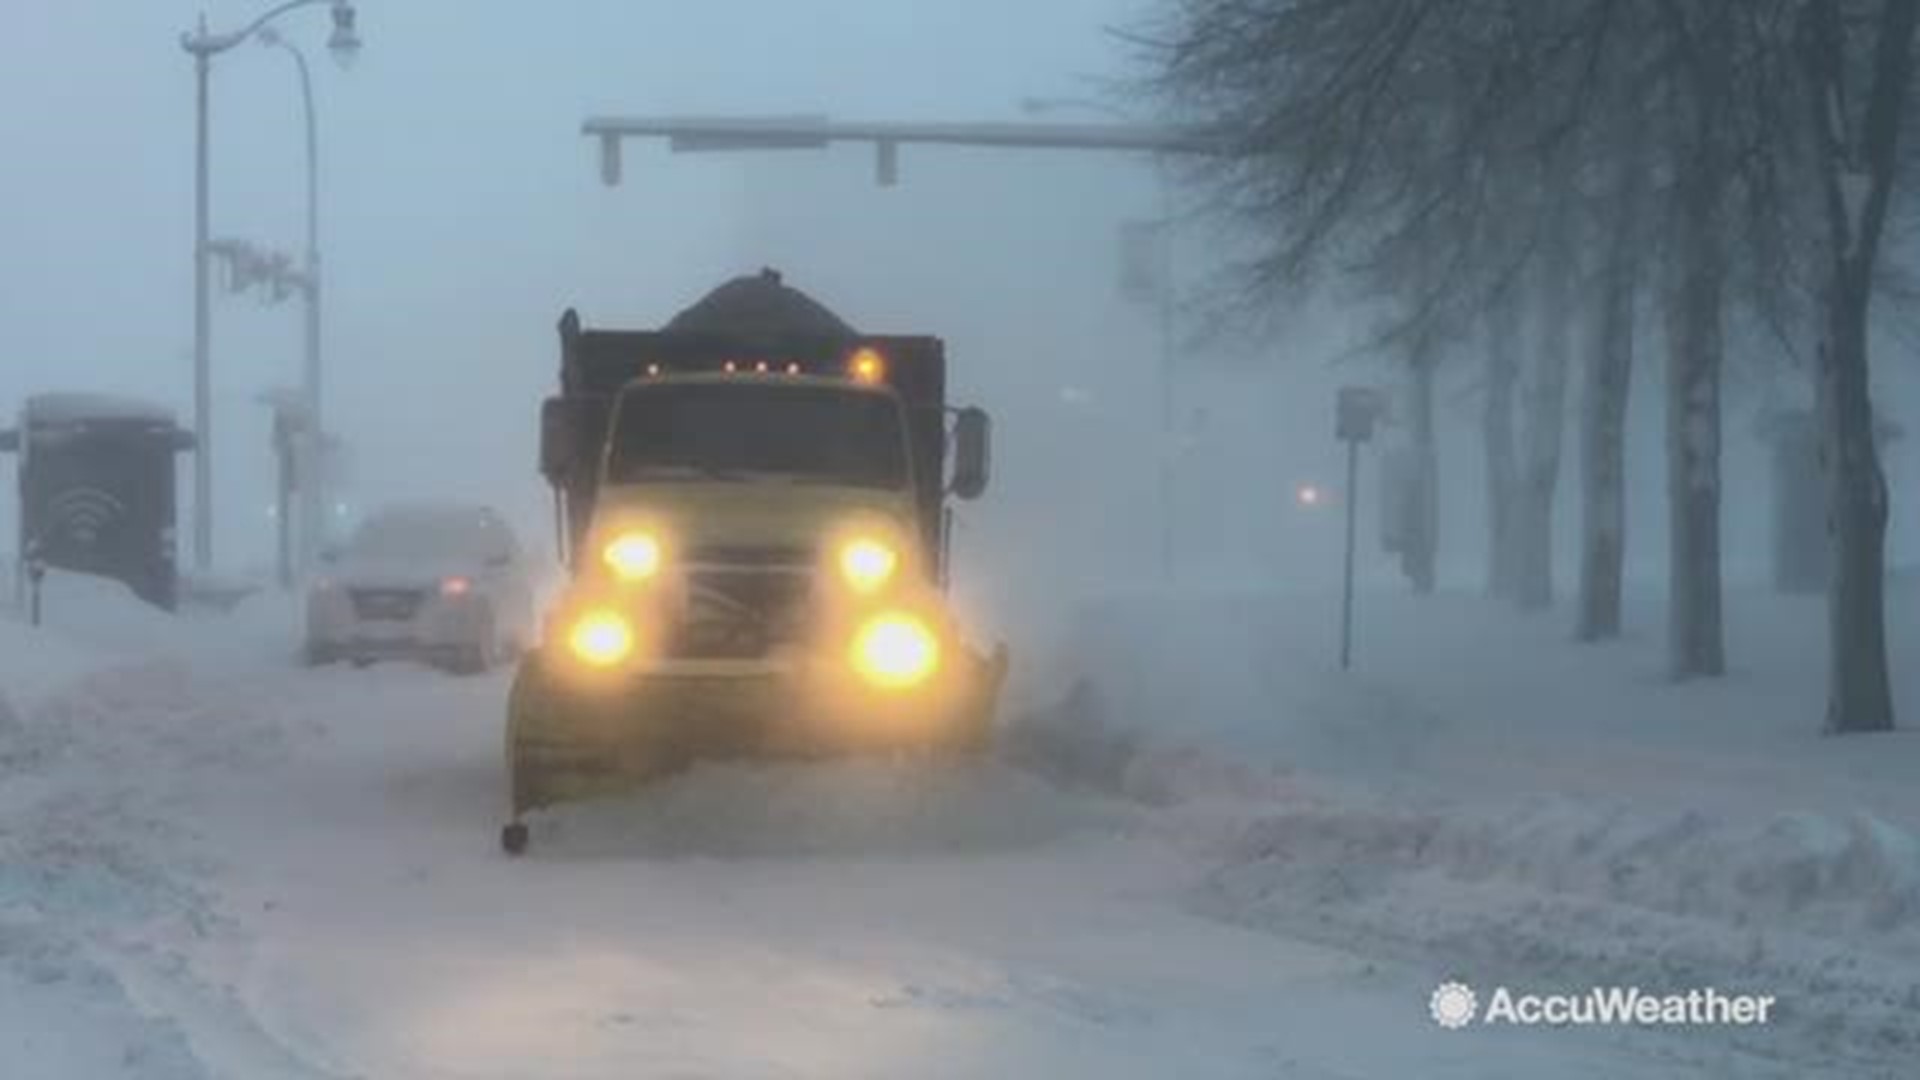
[0,632,313,1077]
[1019,581,1920,1074]
[1205,799,1920,942]
[1008,680,1920,1070]
[1,666,214,1077]
[1199,796,1920,1069]
[5,568,303,669]
[530,757,1132,859]
[0,923,208,1080]
[25,569,182,653]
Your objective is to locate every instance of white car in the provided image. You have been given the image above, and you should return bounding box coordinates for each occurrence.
[305,502,537,673]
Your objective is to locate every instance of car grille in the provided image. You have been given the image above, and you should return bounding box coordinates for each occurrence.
[674,567,815,659]
[349,587,427,621]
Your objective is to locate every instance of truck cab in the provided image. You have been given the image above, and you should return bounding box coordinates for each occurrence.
[502,272,1003,851]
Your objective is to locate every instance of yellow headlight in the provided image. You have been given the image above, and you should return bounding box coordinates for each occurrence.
[850,612,939,689]
[838,537,899,594]
[567,609,635,667]
[603,531,663,582]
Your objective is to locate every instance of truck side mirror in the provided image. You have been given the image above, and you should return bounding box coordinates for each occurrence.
[949,407,991,501]
[540,397,578,483]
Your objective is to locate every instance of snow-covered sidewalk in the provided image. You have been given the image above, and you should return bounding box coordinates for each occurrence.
[1020,574,1920,1075]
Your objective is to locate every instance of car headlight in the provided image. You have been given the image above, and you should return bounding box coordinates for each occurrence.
[838,537,899,594]
[850,611,939,689]
[603,531,663,583]
[567,608,636,667]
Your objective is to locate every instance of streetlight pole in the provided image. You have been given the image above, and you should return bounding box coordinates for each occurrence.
[191,33,213,572]
[260,28,326,570]
[1153,154,1177,581]
[179,0,359,574]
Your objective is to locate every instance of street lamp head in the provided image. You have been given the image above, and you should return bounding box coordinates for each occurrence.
[326,1,361,69]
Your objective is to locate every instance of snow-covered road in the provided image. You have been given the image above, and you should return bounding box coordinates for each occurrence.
[8,575,1917,1078]
[169,664,1658,1079]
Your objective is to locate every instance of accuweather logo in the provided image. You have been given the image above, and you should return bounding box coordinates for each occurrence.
[1429,982,1776,1029]
[1430,982,1478,1029]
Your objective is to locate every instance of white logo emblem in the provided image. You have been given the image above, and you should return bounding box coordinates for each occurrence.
[47,486,126,546]
[1430,981,1478,1029]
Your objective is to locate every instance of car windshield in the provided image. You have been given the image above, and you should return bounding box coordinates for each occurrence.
[346,508,504,562]
[606,383,909,490]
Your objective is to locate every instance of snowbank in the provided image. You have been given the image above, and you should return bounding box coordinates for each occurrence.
[2,569,304,672]
[1197,796,1920,1070]
[1008,579,1920,1073]
[0,623,311,1077]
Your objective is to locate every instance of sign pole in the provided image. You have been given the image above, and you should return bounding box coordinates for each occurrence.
[1340,435,1359,670]
[1335,386,1382,670]
[26,542,46,628]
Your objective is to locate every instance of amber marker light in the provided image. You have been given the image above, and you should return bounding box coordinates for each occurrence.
[849,347,886,384]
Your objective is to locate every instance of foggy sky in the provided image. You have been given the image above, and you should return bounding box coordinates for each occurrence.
[5,2,1915,638]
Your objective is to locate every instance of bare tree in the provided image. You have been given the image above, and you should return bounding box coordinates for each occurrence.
[1512,193,1577,610]
[1796,0,1917,732]
[1405,345,1442,594]
[1483,294,1522,598]
[1575,113,1648,640]
[1140,0,1908,722]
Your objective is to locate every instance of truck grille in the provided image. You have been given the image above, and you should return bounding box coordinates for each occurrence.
[683,543,815,568]
[674,567,814,659]
[349,587,427,621]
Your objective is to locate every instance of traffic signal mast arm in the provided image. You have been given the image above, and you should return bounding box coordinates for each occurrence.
[581,115,1225,186]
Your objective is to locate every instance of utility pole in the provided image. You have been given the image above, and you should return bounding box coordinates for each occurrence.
[180,0,359,575]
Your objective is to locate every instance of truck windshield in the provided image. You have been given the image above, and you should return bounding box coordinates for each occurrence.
[606,383,909,489]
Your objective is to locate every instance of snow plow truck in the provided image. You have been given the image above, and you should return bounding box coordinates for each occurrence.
[501,270,1007,853]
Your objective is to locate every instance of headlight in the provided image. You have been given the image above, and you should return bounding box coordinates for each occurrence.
[567,608,635,667]
[850,612,939,689]
[838,537,899,594]
[603,531,663,583]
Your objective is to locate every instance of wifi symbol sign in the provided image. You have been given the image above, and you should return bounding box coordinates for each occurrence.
[46,487,127,547]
